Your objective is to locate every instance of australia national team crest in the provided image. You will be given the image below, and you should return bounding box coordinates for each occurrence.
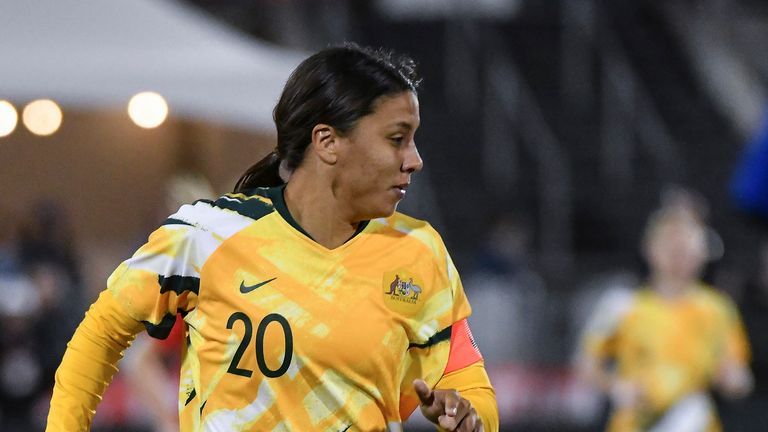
[383,271,424,313]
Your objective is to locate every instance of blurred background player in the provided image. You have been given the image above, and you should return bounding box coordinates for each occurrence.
[576,195,753,431]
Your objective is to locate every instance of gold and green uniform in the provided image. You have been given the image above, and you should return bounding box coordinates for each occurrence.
[582,284,750,431]
[47,185,498,431]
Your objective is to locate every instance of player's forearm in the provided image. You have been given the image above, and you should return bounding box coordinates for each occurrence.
[47,290,144,431]
[124,336,179,430]
[575,351,619,395]
[435,361,499,432]
[715,359,754,399]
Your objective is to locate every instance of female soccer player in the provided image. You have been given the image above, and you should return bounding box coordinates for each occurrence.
[578,202,752,431]
[47,44,498,431]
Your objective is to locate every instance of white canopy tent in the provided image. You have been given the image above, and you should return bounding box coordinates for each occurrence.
[0,0,308,294]
[0,0,303,130]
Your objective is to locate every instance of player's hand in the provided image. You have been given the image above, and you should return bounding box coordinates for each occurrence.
[715,358,754,398]
[413,379,483,431]
[610,379,644,410]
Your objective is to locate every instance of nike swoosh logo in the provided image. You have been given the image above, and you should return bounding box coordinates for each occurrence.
[240,277,277,293]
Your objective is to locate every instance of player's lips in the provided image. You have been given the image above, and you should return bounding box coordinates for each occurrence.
[392,183,409,198]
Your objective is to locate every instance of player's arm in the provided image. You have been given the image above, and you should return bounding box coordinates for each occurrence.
[414,319,499,432]
[576,344,646,412]
[575,338,614,391]
[440,363,496,430]
[574,288,638,402]
[123,324,181,432]
[714,298,754,398]
[47,217,205,430]
[46,289,145,431]
[410,230,498,430]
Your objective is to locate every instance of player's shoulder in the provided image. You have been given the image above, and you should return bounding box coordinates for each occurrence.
[209,188,276,221]
[634,286,657,302]
[692,283,739,310]
[163,188,276,233]
[367,213,457,277]
[587,286,638,330]
[369,212,445,247]
[379,211,433,231]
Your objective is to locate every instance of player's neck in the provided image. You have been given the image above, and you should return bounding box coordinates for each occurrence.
[283,172,358,249]
[651,274,694,300]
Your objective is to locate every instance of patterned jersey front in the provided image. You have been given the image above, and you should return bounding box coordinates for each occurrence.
[581,285,750,431]
[106,185,472,431]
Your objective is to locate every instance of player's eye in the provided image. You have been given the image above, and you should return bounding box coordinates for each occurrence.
[390,136,404,145]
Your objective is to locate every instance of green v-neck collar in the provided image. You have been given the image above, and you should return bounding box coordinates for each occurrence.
[263,184,370,245]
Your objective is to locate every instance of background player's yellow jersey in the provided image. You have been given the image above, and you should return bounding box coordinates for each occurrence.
[104,185,479,431]
[582,284,750,431]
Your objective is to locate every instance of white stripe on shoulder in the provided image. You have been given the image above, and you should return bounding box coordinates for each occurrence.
[128,225,201,278]
[129,202,254,278]
[583,287,636,336]
[131,227,224,278]
[172,200,255,240]
[128,252,200,279]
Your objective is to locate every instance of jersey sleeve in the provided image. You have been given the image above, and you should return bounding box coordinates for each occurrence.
[398,227,490,423]
[107,216,209,339]
[578,287,635,361]
[47,206,216,430]
[46,289,145,431]
[434,361,499,432]
[446,249,472,323]
[435,320,498,431]
[399,320,498,430]
[720,294,751,366]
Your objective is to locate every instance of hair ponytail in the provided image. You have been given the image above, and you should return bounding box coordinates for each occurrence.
[233,150,284,193]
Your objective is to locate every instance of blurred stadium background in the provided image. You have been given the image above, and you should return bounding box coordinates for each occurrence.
[2,0,768,430]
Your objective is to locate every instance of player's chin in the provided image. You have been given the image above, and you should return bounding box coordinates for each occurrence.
[357,190,403,219]
[383,194,403,215]
[365,200,399,220]
[370,205,398,220]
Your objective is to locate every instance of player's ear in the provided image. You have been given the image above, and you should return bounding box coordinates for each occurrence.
[311,124,339,165]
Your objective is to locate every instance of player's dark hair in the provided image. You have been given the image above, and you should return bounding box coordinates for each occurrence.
[233,42,420,193]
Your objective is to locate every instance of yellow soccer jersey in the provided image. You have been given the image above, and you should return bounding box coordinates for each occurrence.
[106,185,473,431]
[581,284,750,431]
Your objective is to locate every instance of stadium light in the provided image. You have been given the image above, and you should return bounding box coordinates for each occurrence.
[23,99,62,136]
[128,91,169,129]
[0,100,19,137]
